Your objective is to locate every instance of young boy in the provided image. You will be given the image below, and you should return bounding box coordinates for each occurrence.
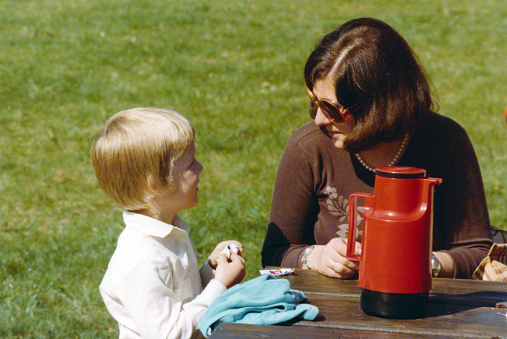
[91,107,246,339]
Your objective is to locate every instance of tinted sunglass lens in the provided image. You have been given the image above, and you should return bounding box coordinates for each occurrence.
[320,101,344,123]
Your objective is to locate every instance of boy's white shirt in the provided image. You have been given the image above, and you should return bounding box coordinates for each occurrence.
[99,210,227,339]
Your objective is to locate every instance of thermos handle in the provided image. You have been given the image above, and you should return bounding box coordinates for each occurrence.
[346,192,373,262]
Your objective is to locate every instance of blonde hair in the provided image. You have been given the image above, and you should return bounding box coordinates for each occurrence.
[91,107,195,210]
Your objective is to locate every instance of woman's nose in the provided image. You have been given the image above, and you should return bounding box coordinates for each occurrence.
[314,108,331,126]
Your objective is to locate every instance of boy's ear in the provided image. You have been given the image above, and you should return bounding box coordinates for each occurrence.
[146,175,162,195]
[147,174,173,195]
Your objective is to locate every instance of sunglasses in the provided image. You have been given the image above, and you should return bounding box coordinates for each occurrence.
[305,83,358,123]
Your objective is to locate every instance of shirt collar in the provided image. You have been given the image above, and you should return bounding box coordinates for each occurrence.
[122,210,190,238]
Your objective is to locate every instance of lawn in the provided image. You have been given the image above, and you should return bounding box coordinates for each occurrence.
[1,0,506,337]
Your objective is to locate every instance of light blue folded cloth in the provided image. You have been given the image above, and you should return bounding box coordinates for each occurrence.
[198,274,319,337]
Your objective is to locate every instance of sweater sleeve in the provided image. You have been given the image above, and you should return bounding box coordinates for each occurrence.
[262,131,319,268]
[200,260,215,288]
[430,121,493,278]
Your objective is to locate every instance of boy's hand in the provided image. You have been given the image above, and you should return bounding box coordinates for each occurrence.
[214,252,246,288]
[208,240,244,269]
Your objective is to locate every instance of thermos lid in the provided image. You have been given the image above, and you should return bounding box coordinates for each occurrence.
[375,166,426,179]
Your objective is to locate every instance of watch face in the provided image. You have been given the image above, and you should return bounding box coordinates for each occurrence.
[431,255,441,277]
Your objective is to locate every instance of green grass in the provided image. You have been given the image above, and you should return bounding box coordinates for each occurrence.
[1,0,506,337]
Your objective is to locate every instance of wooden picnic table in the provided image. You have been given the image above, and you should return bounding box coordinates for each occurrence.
[209,268,507,338]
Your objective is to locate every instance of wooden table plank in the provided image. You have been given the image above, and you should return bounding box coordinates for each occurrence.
[276,268,361,296]
[430,279,507,307]
[209,323,458,338]
[301,293,507,338]
[276,269,507,307]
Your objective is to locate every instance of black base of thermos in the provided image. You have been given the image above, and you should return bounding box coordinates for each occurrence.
[360,288,428,319]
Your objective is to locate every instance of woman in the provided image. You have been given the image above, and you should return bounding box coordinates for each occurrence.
[261,18,492,279]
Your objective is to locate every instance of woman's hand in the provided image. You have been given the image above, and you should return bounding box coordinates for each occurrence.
[307,238,360,279]
[207,240,244,269]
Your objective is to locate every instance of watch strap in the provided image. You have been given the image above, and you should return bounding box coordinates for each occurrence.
[301,245,316,269]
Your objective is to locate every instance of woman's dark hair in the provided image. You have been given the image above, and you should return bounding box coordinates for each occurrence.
[304,18,433,152]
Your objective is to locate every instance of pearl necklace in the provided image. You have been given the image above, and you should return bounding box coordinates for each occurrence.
[354,134,409,173]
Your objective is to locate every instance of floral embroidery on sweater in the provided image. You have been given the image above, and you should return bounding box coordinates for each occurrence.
[324,186,363,239]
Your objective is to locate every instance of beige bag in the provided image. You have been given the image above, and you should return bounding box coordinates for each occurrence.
[472,243,507,282]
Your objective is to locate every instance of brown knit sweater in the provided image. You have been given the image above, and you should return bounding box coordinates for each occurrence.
[262,112,493,278]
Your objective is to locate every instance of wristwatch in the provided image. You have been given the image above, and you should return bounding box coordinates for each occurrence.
[301,245,316,269]
[432,254,442,277]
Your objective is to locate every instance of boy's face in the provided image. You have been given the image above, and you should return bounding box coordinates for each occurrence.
[168,141,203,212]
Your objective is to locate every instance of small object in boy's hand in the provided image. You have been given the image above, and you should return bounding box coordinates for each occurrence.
[221,244,240,259]
[504,105,507,123]
[259,268,295,276]
[228,244,240,254]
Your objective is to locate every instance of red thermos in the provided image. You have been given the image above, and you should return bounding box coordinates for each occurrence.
[346,167,442,319]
